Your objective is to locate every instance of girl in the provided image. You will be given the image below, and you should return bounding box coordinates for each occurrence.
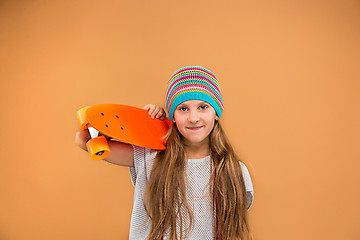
[75,66,254,240]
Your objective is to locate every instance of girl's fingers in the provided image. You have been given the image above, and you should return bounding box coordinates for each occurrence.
[149,106,155,116]
[159,113,165,120]
[143,104,155,115]
[143,104,166,120]
[143,105,152,115]
[156,109,166,120]
[143,104,151,110]
[156,111,162,119]
[161,110,167,119]
[151,106,160,119]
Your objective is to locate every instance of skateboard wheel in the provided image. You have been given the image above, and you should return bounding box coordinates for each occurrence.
[76,106,91,130]
[86,136,110,160]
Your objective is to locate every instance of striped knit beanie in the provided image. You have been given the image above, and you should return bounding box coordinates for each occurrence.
[165,66,224,121]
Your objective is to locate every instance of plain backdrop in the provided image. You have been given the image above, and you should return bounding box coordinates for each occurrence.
[0,0,359,239]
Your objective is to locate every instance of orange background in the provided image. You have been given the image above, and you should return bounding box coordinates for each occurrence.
[1,0,359,239]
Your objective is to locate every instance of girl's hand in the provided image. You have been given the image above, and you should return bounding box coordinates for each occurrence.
[142,104,167,120]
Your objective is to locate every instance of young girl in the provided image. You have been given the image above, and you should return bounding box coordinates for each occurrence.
[75,66,254,240]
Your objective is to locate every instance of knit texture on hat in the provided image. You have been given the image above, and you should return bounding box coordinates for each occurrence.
[166,66,224,121]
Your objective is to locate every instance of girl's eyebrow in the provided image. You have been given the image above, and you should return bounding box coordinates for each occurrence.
[179,101,208,107]
[198,102,209,106]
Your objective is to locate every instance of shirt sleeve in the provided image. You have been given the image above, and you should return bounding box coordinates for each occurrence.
[128,145,145,187]
[240,162,254,210]
[129,145,158,187]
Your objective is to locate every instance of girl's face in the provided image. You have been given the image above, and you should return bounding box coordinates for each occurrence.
[173,100,219,146]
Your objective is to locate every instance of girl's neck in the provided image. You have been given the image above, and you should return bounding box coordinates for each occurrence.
[184,138,210,159]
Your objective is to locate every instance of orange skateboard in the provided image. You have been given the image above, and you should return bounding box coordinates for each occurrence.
[76,104,172,160]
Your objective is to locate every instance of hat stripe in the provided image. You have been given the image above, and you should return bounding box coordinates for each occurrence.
[166,74,221,99]
[168,89,223,112]
[169,66,218,79]
[168,69,220,88]
[166,84,223,111]
[166,77,222,102]
[170,69,218,84]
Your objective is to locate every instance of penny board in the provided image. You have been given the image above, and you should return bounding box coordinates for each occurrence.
[86,104,172,150]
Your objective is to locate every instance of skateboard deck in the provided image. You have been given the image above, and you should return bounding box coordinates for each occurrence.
[77,104,172,160]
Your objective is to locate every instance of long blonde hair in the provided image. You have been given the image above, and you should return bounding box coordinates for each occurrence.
[143,120,252,240]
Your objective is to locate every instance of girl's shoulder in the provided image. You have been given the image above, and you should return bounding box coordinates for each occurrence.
[129,146,158,186]
[239,161,254,209]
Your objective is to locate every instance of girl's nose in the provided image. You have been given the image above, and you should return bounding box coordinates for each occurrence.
[188,110,200,122]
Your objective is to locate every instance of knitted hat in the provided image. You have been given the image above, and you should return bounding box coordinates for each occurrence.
[165,66,224,121]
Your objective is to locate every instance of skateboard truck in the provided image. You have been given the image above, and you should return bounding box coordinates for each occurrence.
[76,107,111,160]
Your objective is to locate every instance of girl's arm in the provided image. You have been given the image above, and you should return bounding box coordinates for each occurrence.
[75,104,166,167]
[75,129,134,166]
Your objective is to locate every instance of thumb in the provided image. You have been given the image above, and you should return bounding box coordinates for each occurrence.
[142,104,151,110]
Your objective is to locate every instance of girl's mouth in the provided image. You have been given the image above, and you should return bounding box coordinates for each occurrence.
[187,126,203,130]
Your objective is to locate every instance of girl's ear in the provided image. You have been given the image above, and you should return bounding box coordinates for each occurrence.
[215,115,219,121]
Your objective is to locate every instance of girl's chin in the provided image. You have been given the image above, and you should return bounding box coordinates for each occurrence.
[183,137,208,145]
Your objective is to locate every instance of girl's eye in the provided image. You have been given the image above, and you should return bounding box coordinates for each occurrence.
[199,105,208,110]
[179,107,188,111]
